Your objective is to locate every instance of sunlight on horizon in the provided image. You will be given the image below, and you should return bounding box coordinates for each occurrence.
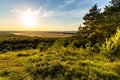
[21,8,38,28]
[0,0,110,31]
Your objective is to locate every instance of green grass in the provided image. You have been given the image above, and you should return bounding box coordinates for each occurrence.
[0,48,120,80]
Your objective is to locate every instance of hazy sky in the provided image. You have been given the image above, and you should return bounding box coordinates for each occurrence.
[0,0,110,31]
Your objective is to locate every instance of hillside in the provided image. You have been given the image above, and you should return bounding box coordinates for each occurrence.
[0,0,120,80]
[0,48,120,80]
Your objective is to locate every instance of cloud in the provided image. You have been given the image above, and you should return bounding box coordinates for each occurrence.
[46,8,88,18]
[33,7,54,17]
[58,0,75,8]
[11,7,54,18]
[10,4,88,19]
[38,7,88,18]
[67,9,88,17]
[11,9,20,13]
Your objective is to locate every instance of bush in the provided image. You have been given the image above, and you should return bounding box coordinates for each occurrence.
[27,63,66,79]
[100,28,120,56]
[38,42,49,51]
[0,37,57,52]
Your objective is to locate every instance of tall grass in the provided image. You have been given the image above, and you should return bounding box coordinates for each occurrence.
[0,29,120,80]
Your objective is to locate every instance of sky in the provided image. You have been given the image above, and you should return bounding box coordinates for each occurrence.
[0,0,111,31]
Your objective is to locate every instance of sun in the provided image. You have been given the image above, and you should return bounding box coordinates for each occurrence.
[21,9,37,28]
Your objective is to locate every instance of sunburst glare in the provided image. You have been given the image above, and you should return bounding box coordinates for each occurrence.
[21,8,37,28]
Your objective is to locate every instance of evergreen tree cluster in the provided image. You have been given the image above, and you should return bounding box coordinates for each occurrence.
[75,0,120,47]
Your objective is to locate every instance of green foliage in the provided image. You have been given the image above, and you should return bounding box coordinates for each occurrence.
[100,28,120,56]
[0,37,57,52]
[0,38,117,80]
[28,63,66,79]
[75,4,103,47]
[75,0,120,47]
[0,47,120,80]
[105,0,120,13]
[38,42,49,51]
[0,0,120,80]
[83,3,100,27]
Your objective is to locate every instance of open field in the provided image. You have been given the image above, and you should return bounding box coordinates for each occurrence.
[0,31,76,38]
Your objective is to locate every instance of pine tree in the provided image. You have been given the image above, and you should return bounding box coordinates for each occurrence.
[82,4,101,46]
[83,4,100,32]
[75,0,120,47]
[103,0,120,36]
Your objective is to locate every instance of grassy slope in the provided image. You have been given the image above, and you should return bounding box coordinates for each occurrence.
[0,48,120,80]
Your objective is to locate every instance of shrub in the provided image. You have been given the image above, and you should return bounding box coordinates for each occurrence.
[27,63,66,79]
[100,28,120,56]
[17,53,30,57]
[38,42,49,51]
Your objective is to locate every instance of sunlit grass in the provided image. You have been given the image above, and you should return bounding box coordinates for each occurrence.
[0,47,120,80]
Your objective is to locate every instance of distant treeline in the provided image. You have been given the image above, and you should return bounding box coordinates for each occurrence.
[0,37,57,53]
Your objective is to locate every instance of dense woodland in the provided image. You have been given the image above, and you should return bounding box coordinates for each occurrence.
[0,0,120,80]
